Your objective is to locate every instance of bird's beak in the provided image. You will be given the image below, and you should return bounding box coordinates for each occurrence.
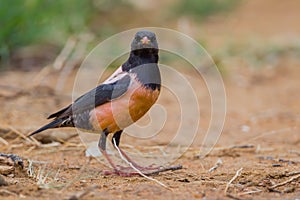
[140,36,150,45]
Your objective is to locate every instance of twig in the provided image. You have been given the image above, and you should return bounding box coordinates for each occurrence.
[268,174,300,190]
[231,144,254,149]
[224,167,243,194]
[133,165,182,176]
[112,138,170,190]
[238,189,262,196]
[208,144,255,152]
[287,171,300,176]
[208,158,222,173]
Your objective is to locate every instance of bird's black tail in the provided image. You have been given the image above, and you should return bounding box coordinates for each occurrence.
[29,118,65,137]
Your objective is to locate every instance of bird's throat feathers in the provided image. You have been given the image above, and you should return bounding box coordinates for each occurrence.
[122,48,161,91]
[122,48,159,71]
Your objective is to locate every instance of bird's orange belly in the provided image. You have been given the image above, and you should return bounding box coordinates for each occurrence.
[89,86,160,133]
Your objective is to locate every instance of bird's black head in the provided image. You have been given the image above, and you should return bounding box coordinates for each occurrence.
[122,30,161,90]
[123,30,159,72]
[131,30,158,53]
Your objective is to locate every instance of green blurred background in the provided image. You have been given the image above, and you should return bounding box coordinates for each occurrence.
[0,0,238,70]
[2,0,299,72]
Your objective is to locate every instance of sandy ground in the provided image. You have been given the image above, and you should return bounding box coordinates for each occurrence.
[1,0,300,199]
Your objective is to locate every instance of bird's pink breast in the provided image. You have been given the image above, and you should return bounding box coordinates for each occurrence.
[89,80,160,133]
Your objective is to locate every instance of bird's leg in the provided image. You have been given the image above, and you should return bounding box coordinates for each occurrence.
[112,131,169,171]
[98,130,141,176]
[111,130,144,168]
[0,153,24,168]
[100,130,183,176]
[98,130,119,172]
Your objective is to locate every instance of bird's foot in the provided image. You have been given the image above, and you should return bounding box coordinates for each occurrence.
[0,153,24,168]
[103,164,182,177]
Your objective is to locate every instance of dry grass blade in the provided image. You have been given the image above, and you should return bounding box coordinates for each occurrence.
[208,158,222,173]
[29,136,42,146]
[8,126,34,144]
[27,159,63,189]
[27,159,48,177]
[0,137,8,145]
[27,159,35,177]
[224,167,243,194]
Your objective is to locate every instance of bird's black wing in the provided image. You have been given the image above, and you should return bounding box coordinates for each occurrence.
[48,74,131,119]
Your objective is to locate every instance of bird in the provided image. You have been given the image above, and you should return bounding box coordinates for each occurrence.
[29,30,182,176]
